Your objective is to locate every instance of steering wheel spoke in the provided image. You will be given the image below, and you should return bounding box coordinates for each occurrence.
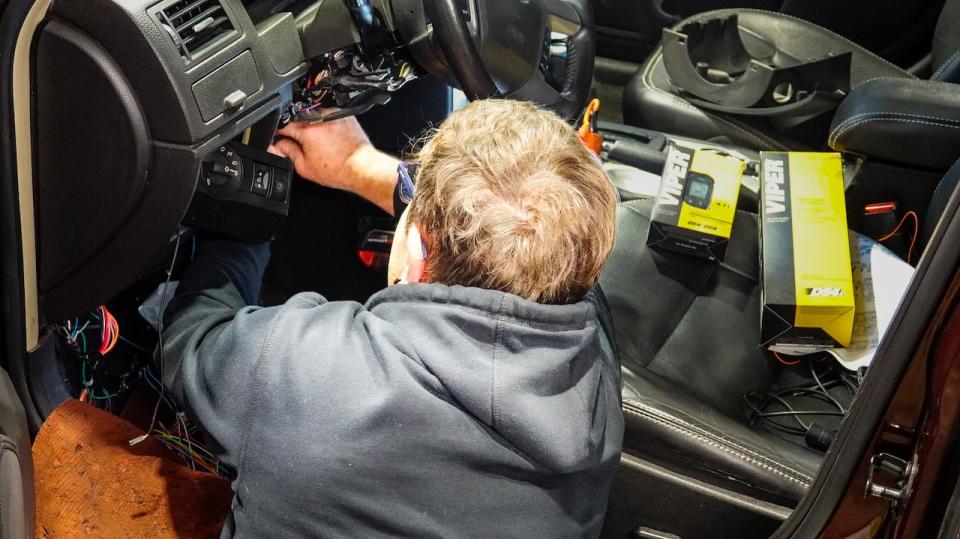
[410,0,594,121]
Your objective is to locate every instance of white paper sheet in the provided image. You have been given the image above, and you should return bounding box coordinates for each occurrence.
[825,234,915,370]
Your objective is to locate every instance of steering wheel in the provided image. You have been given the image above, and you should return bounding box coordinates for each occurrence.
[397,0,595,121]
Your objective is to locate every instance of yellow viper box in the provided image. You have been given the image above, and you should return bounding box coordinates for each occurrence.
[760,152,855,353]
[648,144,745,261]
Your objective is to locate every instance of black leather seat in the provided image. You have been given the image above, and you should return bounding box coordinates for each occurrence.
[622,2,960,150]
[600,199,819,504]
[600,159,960,504]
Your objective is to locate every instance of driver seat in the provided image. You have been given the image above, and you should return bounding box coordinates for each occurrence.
[622,2,960,150]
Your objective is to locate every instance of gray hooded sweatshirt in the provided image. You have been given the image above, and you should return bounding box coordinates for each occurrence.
[161,241,624,538]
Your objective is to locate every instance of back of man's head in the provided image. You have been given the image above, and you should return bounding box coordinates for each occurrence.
[408,99,617,305]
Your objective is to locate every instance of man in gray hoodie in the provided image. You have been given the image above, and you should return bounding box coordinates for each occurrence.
[161,99,624,537]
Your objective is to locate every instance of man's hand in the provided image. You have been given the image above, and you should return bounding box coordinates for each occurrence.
[270,116,400,215]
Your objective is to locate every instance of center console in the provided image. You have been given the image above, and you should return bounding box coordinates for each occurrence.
[596,121,761,212]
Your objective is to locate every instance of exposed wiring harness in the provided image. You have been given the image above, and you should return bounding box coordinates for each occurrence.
[745,357,864,451]
[60,305,146,410]
[96,305,120,355]
[140,366,227,476]
[131,233,181,447]
[56,234,224,475]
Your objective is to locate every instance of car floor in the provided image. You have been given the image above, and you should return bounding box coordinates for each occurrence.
[594,57,640,125]
[33,397,233,538]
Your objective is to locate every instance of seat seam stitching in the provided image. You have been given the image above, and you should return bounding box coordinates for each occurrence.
[829,116,960,148]
[853,75,913,89]
[828,111,960,145]
[622,406,811,486]
[623,401,814,483]
[625,400,805,476]
[932,49,960,79]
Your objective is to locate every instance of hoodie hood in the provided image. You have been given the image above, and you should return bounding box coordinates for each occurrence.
[366,283,619,473]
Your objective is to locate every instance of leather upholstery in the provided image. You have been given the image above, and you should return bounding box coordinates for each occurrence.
[601,157,960,505]
[623,9,912,149]
[828,78,960,170]
[621,373,820,503]
[924,158,960,244]
[600,199,821,504]
[932,0,960,83]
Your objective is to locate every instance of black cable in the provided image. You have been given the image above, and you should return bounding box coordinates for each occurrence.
[809,361,847,414]
[744,358,858,445]
[131,232,181,446]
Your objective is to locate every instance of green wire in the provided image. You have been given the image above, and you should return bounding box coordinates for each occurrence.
[81,360,92,387]
[78,331,87,354]
[90,390,118,400]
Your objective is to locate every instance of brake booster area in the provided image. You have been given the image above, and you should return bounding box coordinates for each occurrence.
[760,152,854,354]
[647,144,746,261]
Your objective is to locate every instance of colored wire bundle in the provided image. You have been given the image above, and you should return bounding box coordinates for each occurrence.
[97,305,120,355]
[141,366,227,476]
[153,424,226,476]
[61,306,151,411]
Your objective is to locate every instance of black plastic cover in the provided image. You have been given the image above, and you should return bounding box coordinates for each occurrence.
[35,0,307,321]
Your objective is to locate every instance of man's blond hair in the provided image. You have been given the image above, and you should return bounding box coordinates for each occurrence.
[408,99,617,304]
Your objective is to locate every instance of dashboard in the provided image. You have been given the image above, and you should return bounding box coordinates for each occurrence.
[32,0,407,321]
[31,0,575,323]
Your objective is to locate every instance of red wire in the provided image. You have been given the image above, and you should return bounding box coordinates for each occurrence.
[98,306,108,354]
[98,305,120,355]
[773,351,801,366]
[877,210,919,264]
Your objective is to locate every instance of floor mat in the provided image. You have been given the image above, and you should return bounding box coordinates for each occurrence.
[34,400,233,538]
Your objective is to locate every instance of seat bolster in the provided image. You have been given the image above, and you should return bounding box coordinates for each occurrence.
[829,78,960,170]
[622,371,821,505]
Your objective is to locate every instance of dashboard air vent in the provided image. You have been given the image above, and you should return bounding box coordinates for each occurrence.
[158,0,235,61]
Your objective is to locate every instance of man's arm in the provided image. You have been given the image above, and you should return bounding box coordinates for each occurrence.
[159,240,278,468]
[161,116,396,465]
[270,117,399,215]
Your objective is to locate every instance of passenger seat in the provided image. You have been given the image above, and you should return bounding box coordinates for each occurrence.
[599,157,960,504]
[620,0,960,150]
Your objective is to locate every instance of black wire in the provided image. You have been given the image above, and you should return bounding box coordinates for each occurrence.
[143,232,182,439]
[743,395,808,436]
[745,358,869,448]
[745,366,851,434]
[809,361,846,414]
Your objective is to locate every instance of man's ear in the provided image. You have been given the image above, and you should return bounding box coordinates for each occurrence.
[405,224,427,284]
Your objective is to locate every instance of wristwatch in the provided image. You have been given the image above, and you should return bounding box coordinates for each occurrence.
[393,161,418,218]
